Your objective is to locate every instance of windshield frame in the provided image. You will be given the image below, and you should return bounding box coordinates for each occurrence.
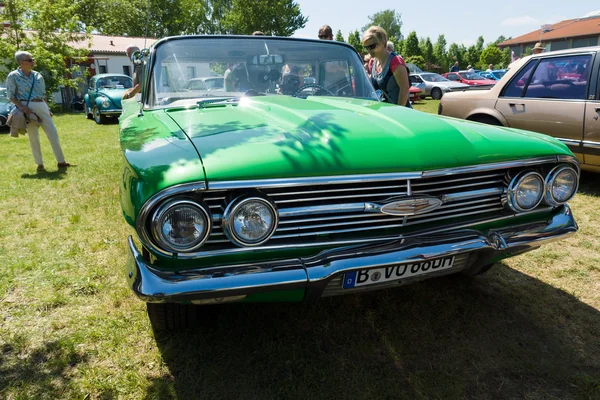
[142,35,377,109]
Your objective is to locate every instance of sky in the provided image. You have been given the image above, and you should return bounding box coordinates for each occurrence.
[292,0,598,48]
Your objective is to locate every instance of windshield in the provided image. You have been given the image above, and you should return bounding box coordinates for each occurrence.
[148,37,377,108]
[460,72,487,80]
[97,76,133,89]
[420,73,449,82]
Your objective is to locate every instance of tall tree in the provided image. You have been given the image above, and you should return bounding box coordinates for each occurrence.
[433,34,448,71]
[335,30,345,42]
[347,30,364,55]
[422,37,434,67]
[448,43,467,69]
[362,9,402,42]
[217,0,308,35]
[0,0,90,98]
[403,31,420,58]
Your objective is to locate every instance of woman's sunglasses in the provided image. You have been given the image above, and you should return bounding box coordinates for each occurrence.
[364,43,378,51]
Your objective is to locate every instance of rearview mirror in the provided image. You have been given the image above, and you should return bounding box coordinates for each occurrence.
[252,54,283,65]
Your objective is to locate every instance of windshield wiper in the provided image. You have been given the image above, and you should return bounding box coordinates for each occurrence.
[197,97,240,109]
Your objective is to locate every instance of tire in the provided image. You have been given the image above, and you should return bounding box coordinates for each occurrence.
[146,303,197,332]
[419,95,426,100]
[92,105,107,124]
[86,104,93,119]
[470,115,502,126]
[431,87,443,100]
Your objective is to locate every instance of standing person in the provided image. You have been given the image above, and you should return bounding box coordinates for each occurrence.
[532,42,545,54]
[450,61,459,72]
[122,44,142,100]
[318,25,333,40]
[362,26,411,108]
[486,64,493,72]
[6,51,74,172]
[467,64,474,72]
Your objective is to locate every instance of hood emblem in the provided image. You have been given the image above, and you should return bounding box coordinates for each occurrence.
[379,196,443,216]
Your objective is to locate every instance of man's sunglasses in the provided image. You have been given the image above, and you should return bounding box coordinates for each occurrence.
[364,43,378,51]
[22,58,35,62]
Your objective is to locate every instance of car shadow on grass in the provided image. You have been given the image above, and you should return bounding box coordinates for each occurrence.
[145,264,600,400]
[578,171,600,196]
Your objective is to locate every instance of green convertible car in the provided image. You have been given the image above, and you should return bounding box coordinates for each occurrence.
[119,36,579,331]
[85,73,132,124]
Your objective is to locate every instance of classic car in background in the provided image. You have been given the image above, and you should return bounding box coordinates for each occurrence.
[0,87,14,131]
[84,73,133,124]
[439,46,600,172]
[410,72,470,99]
[442,71,497,86]
[407,76,425,102]
[186,77,225,91]
[120,35,579,331]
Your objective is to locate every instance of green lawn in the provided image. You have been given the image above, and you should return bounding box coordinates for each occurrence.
[0,110,598,399]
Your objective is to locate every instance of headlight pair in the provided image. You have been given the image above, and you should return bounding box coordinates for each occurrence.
[151,195,278,253]
[507,166,578,212]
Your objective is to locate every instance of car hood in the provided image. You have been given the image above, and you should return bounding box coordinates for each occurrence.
[163,96,570,183]
[436,81,470,88]
[97,89,126,104]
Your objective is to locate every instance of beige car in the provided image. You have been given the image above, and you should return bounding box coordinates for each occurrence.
[439,46,600,172]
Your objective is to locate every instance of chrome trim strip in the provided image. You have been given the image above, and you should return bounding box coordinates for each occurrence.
[557,138,581,146]
[582,141,600,149]
[127,206,576,302]
[412,179,505,194]
[207,156,574,190]
[279,203,367,218]
[268,184,408,197]
[442,187,505,203]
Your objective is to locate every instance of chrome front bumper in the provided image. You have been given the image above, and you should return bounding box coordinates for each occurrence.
[126,205,577,303]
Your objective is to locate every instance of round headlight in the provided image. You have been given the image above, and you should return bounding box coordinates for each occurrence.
[101,98,110,108]
[151,199,211,252]
[507,171,544,212]
[545,166,578,205]
[223,197,278,247]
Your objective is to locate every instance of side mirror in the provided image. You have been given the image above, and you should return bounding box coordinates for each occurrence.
[375,89,385,102]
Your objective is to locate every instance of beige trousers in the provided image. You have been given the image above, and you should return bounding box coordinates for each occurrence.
[22,101,65,165]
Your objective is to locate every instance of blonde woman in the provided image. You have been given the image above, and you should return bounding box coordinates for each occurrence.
[362,26,410,107]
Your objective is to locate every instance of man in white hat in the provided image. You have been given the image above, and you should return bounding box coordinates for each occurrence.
[533,42,545,54]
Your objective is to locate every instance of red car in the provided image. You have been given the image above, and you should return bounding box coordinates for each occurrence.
[442,71,497,86]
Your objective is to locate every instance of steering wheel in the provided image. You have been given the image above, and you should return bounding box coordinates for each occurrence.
[292,83,334,97]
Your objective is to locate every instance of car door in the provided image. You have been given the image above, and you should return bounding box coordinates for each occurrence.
[495,53,594,162]
[583,52,600,167]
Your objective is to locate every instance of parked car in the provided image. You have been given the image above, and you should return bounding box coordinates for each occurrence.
[0,87,14,131]
[439,46,600,172]
[187,77,225,91]
[84,73,133,124]
[410,72,470,99]
[408,75,426,101]
[442,71,497,86]
[120,35,579,331]
[479,69,508,81]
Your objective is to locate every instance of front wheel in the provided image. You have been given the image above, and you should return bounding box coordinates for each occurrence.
[431,87,443,100]
[146,303,197,332]
[92,106,107,124]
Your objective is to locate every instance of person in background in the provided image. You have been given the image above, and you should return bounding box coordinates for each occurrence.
[6,51,74,172]
[252,31,265,36]
[450,61,459,72]
[318,25,333,40]
[532,42,545,55]
[386,41,394,52]
[122,44,142,100]
[486,64,493,72]
[467,65,474,72]
[363,54,372,76]
[362,26,410,108]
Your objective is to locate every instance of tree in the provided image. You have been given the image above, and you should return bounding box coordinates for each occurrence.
[480,45,504,68]
[220,0,307,36]
[466,36,485,68]
[335,30,345,42]
[0,0,90,99]
[347,30,364,55]
[448,43,467,69]
[405,55,425,70]
[433,35,448,72]
[362,9,402,42]
[403,31,420,58]
[422,37,434,67]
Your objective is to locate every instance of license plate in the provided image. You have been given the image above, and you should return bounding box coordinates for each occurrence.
[343,256,455,289]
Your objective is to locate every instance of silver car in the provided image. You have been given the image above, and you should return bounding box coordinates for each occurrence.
[410,72,469,100]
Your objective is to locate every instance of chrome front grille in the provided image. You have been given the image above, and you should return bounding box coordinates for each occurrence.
[202,169,509,249]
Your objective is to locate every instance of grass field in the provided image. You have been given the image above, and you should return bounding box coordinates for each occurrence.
[0,105,599,400]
